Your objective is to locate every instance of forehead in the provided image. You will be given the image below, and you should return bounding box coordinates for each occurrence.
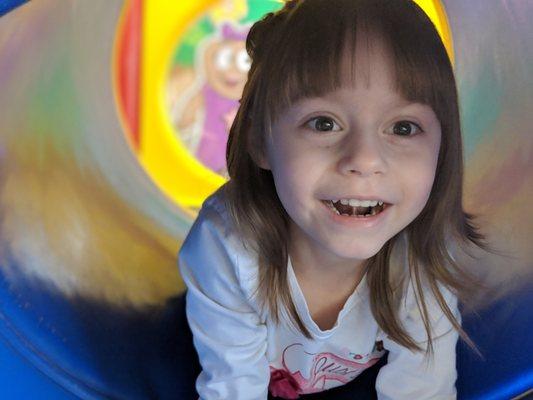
[338,32,397,92]
[256,7,447,129]
[262,31,406,129]
[288,37,411,109]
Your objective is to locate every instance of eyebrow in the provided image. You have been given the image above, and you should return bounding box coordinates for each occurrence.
[291,95,433,113]
[283,96,439,126]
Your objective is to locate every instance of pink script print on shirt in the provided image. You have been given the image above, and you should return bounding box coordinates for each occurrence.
[268,343,383,398]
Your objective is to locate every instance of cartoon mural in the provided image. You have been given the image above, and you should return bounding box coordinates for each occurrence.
[169,22,250,175]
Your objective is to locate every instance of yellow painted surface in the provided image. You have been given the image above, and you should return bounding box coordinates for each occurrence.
[414,0,454,64]
[139,0,223,210]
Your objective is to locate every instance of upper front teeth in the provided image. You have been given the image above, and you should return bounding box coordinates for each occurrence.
[338,199,383,207]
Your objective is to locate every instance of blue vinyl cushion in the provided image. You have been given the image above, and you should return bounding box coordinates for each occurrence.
[0,0,29,17]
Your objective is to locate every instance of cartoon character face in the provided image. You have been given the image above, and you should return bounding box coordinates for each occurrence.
[204,38,250,100]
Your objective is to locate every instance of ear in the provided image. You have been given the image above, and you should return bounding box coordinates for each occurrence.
[248,133,271,170]
[249,145,271,170]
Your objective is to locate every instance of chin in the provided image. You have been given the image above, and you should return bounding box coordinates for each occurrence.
[331,242,386,263]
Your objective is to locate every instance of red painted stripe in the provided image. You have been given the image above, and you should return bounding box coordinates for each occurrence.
[117,0,142,149]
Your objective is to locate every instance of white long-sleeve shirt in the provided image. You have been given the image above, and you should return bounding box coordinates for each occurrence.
[178,185,460,399]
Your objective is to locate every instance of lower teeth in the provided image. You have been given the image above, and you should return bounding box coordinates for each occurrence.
[325,201,382,218]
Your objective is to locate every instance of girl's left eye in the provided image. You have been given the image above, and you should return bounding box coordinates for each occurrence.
[390,120,424,136]
[306,116,341,132]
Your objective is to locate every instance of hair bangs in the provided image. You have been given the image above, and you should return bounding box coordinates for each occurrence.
[259,0,357,129]
[377,1,456,122]
[258,0,453,134]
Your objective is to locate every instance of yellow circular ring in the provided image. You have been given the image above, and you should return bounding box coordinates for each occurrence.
[139,0,223,212]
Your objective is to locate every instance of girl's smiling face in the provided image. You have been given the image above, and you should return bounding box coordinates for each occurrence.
[258,39,442,271]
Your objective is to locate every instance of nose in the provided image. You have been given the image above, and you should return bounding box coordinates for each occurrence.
[337,130,387,177]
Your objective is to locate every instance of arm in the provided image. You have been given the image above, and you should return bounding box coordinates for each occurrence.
[375,284,460,400]
[178,204,269,400]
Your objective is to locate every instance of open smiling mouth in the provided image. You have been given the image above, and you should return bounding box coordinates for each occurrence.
[322,200,390,218]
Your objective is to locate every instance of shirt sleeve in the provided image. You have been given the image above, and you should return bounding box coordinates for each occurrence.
[178,203,269,400]
[375,282,460,400]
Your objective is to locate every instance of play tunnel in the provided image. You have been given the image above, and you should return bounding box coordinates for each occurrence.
[0,0,531,398]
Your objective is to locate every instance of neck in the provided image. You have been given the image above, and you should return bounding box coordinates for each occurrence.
[288,233,367,285]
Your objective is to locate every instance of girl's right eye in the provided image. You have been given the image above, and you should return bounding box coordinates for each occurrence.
[305,116,341,132]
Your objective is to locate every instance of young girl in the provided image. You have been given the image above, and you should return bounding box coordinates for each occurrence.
[179,0,488,398]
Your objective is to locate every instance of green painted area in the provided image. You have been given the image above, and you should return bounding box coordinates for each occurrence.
[241,0,282,23]
[460,65,502,160]
[26,52,83,150]
[173,18,215,67]
[172,0,282,68]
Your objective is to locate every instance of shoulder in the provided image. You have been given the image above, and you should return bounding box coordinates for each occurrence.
[183,183,241,253]
[387,237,458,324]
[403,278,458,316]
[398,276,460,341]
[180,184,238,267]
[197,183,232,230]
[178,184,261,304]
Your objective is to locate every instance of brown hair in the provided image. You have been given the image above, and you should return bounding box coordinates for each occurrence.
[225,0,491,354]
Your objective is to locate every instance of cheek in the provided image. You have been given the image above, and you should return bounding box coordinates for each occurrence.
[269,146,319,207]
[268,138,310,180]
[394,146,439,206]
[415,169,437,205]
[414,165,438,210]
[271,158,308,201]
[424,138,441,196]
